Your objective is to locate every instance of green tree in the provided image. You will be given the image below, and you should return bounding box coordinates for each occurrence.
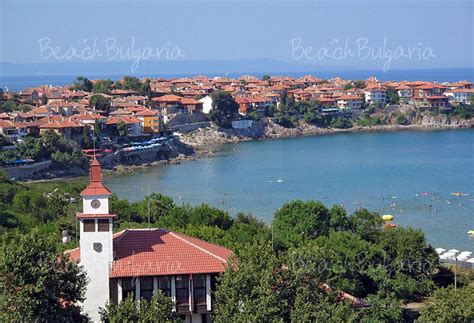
[214,243,284,322]
[99,291,177,323]
[273,200,331,249]
[291,285,355,322]
[350,208,384,242]
[82,126,92,148]
[357,291,403,322]
[330,117,353,129]
[41,93,48,105]
[139,79,152,97]
[418,286,474,322]
[0,230,87,322]
[89,94,111,112]
[279,91,288,111]
[0,100,17,113]
[248,110,260,121]
[353,80,367,89]
[209,90,238,127]
[396,114,410,125]
[315,231,384,296]
[116,122,128,137]
[261,74,271,81]
[93,79,114,94]
[72,76,93,92]
[0,134,11,147]
[122,76,142,91]
[387,87,400,104]
[274,111,294,128]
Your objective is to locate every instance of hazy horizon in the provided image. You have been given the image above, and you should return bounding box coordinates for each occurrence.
[1,0,472,76]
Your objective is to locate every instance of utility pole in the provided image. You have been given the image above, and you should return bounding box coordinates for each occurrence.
[454,252,458,290]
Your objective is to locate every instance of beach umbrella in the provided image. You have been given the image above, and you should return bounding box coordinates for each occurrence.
[439,252,455,260]
[435,248,445,254]
[457,254,470,261]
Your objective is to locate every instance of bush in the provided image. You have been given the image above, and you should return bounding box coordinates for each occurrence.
[274,112,294,128]
[330,117,353,129]
[451,104,474,119]
[396,114,410,125]
[418,286,474,322]
[356,116,385,127]
[248,110,260,121]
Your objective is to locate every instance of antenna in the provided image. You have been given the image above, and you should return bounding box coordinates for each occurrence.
[92,136,96,159]
[147,176,151,228]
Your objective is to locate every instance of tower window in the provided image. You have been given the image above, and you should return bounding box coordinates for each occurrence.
[83,219,95,232]
[98,219,110,232]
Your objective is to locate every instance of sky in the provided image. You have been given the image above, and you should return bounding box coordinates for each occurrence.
[0,0,473,72]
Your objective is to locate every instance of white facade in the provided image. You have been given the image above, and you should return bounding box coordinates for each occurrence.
[444,90,472,104]
[199,96,213,114]
[80,194,113,322]
[337,98,362,109]
[397,89,413,98]
[82,195,110,215]
[364,90,387,104]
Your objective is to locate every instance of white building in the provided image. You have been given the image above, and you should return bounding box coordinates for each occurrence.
[364,85,387,104]
[444,88,474,104]
[198,96,213,114]
[337,95,363,109]
[67,158,232,322]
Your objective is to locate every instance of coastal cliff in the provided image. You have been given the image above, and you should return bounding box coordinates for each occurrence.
[181,115,473,148]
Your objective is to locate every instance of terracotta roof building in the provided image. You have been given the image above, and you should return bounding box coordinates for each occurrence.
[66,158,231,322]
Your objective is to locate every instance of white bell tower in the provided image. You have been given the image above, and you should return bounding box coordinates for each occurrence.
[78,157,115,322]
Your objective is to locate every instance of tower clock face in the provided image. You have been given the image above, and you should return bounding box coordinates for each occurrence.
[91,199,101,209]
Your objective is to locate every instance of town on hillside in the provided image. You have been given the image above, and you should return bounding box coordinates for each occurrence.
[0,75,473,179]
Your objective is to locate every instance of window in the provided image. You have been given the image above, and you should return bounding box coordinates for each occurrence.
[193,275,207,312]
[98,219,110,232]
[157,276,171,297]
[110,279,118,304]
[121,278,135,301]
[175,275,189,313]
[83,219,95,232]
[140,277,154,301]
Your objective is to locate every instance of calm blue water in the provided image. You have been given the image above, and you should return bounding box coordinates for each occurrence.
[1,68,473,92]
[105,129,474,251]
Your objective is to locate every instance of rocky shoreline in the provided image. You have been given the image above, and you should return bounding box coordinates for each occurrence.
[181,115,473,149]
[22,115,472,182]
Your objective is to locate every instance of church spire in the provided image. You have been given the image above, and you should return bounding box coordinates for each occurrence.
[80,157,112,197]
[90,157,102,182]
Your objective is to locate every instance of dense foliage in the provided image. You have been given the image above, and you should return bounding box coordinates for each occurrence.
[418,286,474,322]
[89,94,112,112]
[0,130,87,169]
[0,178,469,321]
[210,90,239,127]
[100,292,177,323]
[0,229,87,322]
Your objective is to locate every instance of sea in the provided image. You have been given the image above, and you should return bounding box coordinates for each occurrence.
[1,67,473,92]
[104,129,474,252]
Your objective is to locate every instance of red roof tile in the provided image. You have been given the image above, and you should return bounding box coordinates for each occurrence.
[80,158,112,196]
[110,229,231,277]
[66,229,232,277]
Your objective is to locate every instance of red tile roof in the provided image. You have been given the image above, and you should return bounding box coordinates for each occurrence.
[80,158,112,196]
[66,229,232,277]
[151,94,183,102]
[337,95,362,100]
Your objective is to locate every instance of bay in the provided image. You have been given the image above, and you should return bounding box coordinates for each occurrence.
[105,129,474,251]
